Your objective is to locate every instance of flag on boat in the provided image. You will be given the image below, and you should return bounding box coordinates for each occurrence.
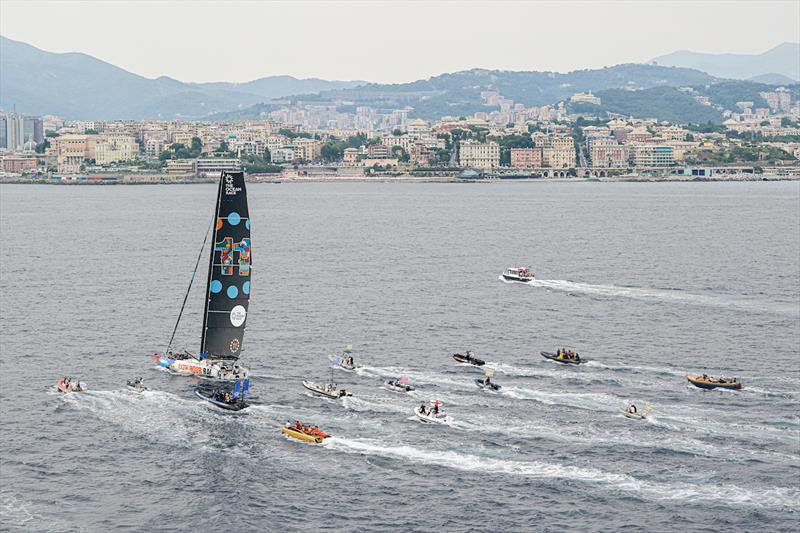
[233,380,241,399]
[243,378,250,397]
[484,369,495,377]
[430,400,442,406]
[345,343,353,352]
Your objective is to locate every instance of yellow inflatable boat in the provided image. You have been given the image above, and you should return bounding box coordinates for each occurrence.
[281,426,326,444]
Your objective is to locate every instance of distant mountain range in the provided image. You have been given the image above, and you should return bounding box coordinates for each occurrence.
[2,35,798,125]
[215,64,719,121]
[0,36,364,119]
[650,42,800,82]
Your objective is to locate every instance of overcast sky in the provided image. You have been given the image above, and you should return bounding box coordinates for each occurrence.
[2,0,798,83]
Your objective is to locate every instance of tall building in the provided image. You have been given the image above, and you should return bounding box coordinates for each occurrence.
[459,140,500,169]
[0,114,7,149]
[23,116,44,145]
[1,112,25,150]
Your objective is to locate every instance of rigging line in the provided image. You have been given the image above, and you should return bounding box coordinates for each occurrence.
[165,215,214,355]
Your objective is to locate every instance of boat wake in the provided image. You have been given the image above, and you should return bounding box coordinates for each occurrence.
[528,279,798,317]
[323,437,799,509]
[501,386,627,413]
[341,395,413,415]
[60,389,212,447]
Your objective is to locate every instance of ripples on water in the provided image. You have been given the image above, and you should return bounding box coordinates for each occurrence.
[1,182,798,532]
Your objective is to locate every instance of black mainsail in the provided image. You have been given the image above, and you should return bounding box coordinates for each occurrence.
[200,171,251,359]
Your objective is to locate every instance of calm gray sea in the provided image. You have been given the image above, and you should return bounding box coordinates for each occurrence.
[1,181,799,532]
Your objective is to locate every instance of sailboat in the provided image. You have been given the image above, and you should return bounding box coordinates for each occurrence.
[151,171,252,381]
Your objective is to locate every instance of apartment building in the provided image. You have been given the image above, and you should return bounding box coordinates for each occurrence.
[459,140,500,169]
[293,137,321,161]
[368,143,392,159]
[509,147,542,168]
[589,139,629,167]
[95,135,139,165]
[630,144,674,167]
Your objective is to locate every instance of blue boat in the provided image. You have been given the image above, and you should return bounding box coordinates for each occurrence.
[196,378,251,410]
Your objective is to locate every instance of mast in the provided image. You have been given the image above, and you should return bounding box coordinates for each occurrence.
[200,175,224,356]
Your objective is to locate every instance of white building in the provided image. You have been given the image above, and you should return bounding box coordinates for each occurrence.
[195,158,241,177]
[459,140,500,169]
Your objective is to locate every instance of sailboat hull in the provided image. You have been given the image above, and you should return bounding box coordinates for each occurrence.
[156,355,249,380]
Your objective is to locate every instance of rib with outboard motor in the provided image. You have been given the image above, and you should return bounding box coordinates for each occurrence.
[302,379,352,399]
[687,374,742,390]
[475,369,501,391]
[540,349,586,365]
[281,421,331,444]
[329,344,357,371]
[415,401,451,424]
[57,377,86,393]
[196,378,251,411]
[452,351,485,366]
[384,375,414,393]
[152,171,252,381]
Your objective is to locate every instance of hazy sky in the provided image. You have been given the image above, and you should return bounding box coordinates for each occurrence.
[2,0,798,83]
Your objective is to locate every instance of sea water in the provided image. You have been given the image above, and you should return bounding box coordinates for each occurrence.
[1,181,798,531]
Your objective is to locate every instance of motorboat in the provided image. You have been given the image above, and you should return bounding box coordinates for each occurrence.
[474,377,502,391]
[126,378,148,392]
[452,351,485,366]
[329,347,357,371]
[281,423,331,444]
[540,350,586,365]
[415,402,451,424]
[384,376,414,393]
[502,267,534,282]
[622,405,649,420]
[687,375,742,390]
[303,379,351,399]
[56,378,86,393]
[195,378,251,411]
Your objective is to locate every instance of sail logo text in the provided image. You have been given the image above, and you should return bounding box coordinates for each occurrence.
[225,175,242,196]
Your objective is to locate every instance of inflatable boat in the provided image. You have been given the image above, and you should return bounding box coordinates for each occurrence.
[688,375,742,390]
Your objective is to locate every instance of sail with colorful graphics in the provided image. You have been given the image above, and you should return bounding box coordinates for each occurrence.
[200,171,251,360]
[151,171,252,380]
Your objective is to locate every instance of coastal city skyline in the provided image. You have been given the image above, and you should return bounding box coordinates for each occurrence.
[1,0,799,183]
[2,0,799,84]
